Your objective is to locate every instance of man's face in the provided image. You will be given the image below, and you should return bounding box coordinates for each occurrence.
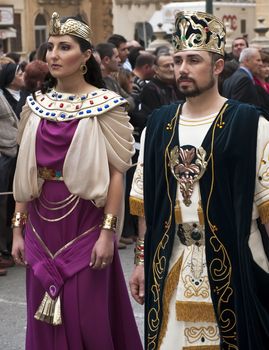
[174,50,220,97]
[245,50,263,77]
[232,39,247,59]
[118,42,129,64]
[107,48,121,73]
[154,55,175,83]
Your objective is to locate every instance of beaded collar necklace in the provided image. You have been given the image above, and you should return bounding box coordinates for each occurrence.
[27,88,126,122]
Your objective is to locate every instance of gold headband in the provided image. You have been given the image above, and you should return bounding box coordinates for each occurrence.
[49,12,92,44]
[173,11,226,56]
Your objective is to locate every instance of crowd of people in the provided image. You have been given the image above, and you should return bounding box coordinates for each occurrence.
[0,9,268,350]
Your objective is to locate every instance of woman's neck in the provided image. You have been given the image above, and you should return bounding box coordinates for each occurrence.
[55,76,94,95]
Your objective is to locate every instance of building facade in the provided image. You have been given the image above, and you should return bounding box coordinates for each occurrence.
[0,0,114,58]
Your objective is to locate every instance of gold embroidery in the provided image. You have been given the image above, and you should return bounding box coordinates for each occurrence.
[28,216,98,259]
[169,146,208,206]
[183,346,220,350]
[147,105,181,350]
[205,103,238,349]
[176,301,216,322]
[184,325,219,344]
[157,254,183,350]
[258,142,269,189]
[258,200,269,224]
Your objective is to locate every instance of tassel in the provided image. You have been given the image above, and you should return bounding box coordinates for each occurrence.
[34,292,62,325]
[174,200,182,224]
[129,196,144,217]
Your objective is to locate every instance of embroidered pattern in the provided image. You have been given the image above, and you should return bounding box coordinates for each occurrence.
[184,325,219,344]
[169,146,208,206]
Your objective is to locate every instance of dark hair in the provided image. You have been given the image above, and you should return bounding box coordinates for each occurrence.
[95,42,116,60]
[36,42,48,62]
[5,52,21,64]
[154,53,171,66]
[107,34,127,48]
[43,15,105,92]
[153,45,170,57]
[24,60,49,93]
[210,52,224,65]
[128,47,144,69]
[232,37,249,48]
[135,53,155,69]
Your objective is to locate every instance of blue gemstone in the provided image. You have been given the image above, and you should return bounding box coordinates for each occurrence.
[55,171,62,178]
[51,113,56,117]
[46,112,50,116]
[79,111,84,115]
[68,114,73,118]
[114,99,119,103]
[39,110,43,113]
[81,96,86,100]
[60,113,66,118]
[92,92,97,96]
[35,106,39,110]
[58,94,62,98]
[120,97,124,100]
[104,104,109,109]
[52,94,56,97]
[31,101,35,105]
[69,96,74,100]
[97,107,102,112]
[29,97,33,101]
[86,109,92,113]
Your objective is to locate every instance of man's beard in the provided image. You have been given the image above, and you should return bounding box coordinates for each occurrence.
[177,75,215,97]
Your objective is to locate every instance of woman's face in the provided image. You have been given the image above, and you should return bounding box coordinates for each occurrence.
[46,35,90,80]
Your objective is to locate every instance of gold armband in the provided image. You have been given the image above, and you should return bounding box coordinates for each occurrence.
[134,238,144,265]
[101,213,117,232]
[11,212,28,228]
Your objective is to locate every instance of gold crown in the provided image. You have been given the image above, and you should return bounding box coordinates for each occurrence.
[49,12,92,44]
[172,11,226,56]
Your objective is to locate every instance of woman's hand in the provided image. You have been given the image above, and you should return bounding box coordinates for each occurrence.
[129,265,145,305]
[12,228,26,266]
[90,229,115,269]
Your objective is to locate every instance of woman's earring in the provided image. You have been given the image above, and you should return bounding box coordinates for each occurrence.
[80,64,88,75]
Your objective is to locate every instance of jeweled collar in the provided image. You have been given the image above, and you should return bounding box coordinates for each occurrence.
[27,88,127,122]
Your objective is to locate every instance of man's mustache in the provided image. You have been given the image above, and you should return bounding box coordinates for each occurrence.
[177,76,195,83]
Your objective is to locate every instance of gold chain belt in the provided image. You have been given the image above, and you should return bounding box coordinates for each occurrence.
[38,167,63,181]
[177,222,205,247]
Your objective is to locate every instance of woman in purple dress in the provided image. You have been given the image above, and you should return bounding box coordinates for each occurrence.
[11,12,143,350]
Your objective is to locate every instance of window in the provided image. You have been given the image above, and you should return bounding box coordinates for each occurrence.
[241,19,246,34]
[10,13,22,52]
[35,14,47,49]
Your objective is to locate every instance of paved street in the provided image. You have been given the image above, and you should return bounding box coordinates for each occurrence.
[0,244,144,349]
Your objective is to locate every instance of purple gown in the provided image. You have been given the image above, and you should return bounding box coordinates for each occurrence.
[24,118,143,350]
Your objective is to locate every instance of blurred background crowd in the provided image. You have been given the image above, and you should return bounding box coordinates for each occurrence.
[0,18,269,276]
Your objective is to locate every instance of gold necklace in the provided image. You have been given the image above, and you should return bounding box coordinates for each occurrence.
[34,197,80,222]
[38,195,78,211]
[40,193,75,205]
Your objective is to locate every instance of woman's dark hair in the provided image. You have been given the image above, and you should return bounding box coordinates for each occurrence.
[43,15,105,93]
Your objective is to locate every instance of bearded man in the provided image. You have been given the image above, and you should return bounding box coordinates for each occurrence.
[129,11,269,350]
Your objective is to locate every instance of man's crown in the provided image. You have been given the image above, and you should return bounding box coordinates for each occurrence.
[49,12,92,44]
[172,11,226,56]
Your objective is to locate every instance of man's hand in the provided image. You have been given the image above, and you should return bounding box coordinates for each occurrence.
[129,265,145,305]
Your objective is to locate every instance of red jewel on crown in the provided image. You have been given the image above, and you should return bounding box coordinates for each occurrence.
[205,27,209,32]
[90,100,94,105]
[104,96,108,99]
[48,103,53,107]
[76,105,80,109]
[59,103,64,108]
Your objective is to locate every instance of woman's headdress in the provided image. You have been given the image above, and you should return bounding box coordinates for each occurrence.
[49,12,92,44]
[172,11,226,56]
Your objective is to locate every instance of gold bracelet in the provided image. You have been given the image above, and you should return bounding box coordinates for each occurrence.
[101,213,117,232]
[134,238,144,265]
[11,212,28,228]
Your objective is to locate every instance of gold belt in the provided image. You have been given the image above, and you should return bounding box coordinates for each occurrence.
[38,167,63,181]
[177,222,205,247]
